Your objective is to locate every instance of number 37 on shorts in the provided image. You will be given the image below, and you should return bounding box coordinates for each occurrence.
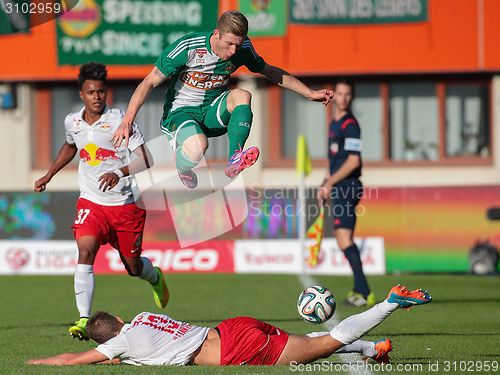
[75,209,91,224]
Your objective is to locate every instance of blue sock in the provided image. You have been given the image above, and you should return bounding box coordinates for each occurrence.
[343,243,371,297]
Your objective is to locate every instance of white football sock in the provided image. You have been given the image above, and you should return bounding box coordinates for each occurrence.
[330,300,398,344]
[307,332,377,357]
[335,340,377,357]
[74,264,94,318]
[139,257,159,284]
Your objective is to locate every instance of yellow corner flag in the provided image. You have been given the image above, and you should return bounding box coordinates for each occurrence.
[307,206,325,267]
[296,135,312,176]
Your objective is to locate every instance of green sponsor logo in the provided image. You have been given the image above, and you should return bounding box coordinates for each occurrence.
[57,0,217,65]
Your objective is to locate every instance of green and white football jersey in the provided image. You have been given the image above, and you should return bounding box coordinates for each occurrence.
[155,31,265,115]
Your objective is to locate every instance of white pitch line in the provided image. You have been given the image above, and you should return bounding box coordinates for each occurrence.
[299,273,373,375]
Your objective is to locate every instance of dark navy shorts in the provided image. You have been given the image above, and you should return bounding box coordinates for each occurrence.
[329,178,363,230]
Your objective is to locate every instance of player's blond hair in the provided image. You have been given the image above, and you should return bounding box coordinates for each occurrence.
[216,10,248,37]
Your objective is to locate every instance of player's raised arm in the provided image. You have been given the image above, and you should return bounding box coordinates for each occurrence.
[34,142,77,192]
[259,63,334,106]
[112,67,169,147]
[27,349,109,366]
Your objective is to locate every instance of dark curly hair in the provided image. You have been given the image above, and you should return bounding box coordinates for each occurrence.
[78,62,107,89]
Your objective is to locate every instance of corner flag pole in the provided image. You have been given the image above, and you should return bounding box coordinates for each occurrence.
[296,135,312,274]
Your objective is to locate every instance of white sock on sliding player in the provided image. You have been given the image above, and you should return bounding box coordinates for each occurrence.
[330,301,397,344]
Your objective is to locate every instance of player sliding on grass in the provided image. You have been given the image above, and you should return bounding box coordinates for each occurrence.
[27,285,431,366]
[111,10,334,189]
[34,63,169,341]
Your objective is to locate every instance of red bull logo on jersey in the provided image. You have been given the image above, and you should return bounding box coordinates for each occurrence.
[180,71,229,90]
[80,143,118,166]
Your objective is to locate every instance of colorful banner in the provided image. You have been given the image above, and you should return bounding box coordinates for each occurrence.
[234,237,386,274]
[0,241,78,275]
[0,240,235,275]
[290,0,427,25]
[95,241,235,274]
[239,0,287,37]
[56,0,218,65]
[0,238,384,275]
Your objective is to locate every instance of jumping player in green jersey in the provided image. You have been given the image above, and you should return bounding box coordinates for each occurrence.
[112,10,334,188]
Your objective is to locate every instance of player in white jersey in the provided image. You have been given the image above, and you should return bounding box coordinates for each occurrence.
[34,63,169,341]
[27,285,432,366]
[111,10,335,188]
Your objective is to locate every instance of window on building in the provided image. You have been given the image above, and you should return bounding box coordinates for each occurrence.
[389,83,439,161]
[445,84,490,158]
[274,77,491,166]
[51,86,81,162]
[280,81,384,162]
[282,88,327,159]
[352,83,383,161]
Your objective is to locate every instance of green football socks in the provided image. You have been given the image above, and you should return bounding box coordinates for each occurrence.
[227,104,252,158]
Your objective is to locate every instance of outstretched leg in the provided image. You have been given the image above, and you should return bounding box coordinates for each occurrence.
[276,285,431,365]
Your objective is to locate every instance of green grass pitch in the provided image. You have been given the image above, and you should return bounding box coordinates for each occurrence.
[1,274,499,374]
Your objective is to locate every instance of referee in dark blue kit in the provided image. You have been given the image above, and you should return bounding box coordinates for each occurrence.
[317,78,375,307]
